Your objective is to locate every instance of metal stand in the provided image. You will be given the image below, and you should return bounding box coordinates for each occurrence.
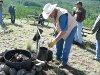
[36,30,39,51]
[35,24,43,54]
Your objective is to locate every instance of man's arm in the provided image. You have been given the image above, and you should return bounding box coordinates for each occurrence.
[55,14,68,41]
[72,7,76,16]
[81,8,86,21]
[92,15,100,34]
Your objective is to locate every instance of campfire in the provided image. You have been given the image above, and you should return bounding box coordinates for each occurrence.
[0,48,53,75]
[0,27,53,75]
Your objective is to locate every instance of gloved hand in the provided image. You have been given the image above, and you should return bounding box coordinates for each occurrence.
[48,39,57,48]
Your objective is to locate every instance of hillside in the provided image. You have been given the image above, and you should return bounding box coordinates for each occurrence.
[2,0,100,28]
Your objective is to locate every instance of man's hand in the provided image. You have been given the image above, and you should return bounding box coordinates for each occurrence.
[48,39,57,48]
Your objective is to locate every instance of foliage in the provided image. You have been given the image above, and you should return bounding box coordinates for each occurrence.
[2,0,100,28]
[16,4,42,19]
[23,1,41,7]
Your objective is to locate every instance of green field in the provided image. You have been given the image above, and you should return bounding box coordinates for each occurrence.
[2,0,100,28]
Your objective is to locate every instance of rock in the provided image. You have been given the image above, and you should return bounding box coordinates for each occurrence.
[0,51,6,56]
[25,72,34,75]
[0,64,10,74]
[0,71,6,75]
[9,68,17,75]
[17,69,27,75]
[35,71,45,75]
[0,56,4,62]
[31,70,36,75]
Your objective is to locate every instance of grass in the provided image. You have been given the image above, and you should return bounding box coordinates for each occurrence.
[3,0,100,28]
[0,15,100,75]
[16,4,42,19]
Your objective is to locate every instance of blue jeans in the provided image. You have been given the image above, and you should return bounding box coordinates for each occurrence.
[0,11,3,25]
[74,22,83,44]
[56,26,77,64]
[10,13,15,24]
[96,40,100,60]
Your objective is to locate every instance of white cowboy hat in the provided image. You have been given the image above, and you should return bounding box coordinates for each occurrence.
[42,3,57,19]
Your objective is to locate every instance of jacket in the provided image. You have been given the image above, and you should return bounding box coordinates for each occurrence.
[92,15,100,41]
[56,7,77,40]
[72,7,86,22]
[9,5,15,14]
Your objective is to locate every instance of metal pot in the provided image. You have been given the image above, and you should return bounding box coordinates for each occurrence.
[4,49,32,70]
[37,47,53,62]
[37,47,48,61]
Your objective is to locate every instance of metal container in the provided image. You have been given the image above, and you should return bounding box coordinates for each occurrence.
[37,47,48,61]
[4,49,32,70]
[37,47,53,62]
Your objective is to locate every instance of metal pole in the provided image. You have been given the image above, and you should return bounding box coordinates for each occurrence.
[36,30,39,51]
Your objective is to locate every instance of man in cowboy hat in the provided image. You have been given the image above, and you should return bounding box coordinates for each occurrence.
[42,3,77,67]
[72,1,86,44]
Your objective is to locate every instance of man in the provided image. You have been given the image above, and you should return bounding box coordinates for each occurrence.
[0,0,3,25]
[92,15,100,62]
[8,4,16,24]
[72,1,86,44]
[42,3,77,67]
[38,14,45,26]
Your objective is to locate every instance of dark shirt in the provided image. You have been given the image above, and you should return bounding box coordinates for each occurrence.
[92,15,100,41]
[38,14,44,20]
[73,7,86,22]
[9,5,15,14]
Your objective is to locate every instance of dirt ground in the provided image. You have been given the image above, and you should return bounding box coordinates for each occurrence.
[0,19,100,75]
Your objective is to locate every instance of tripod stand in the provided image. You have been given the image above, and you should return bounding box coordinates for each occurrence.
[33,24,43,53]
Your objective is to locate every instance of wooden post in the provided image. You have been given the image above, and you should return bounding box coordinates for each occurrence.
[0,0,3,25]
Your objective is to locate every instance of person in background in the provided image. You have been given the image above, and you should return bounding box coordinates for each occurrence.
[92,15,100,62]
[38,14,45,26]
[8,4,16,24]
[42,3,77,67]
[72,1,86,44]
[0,0,3,25]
